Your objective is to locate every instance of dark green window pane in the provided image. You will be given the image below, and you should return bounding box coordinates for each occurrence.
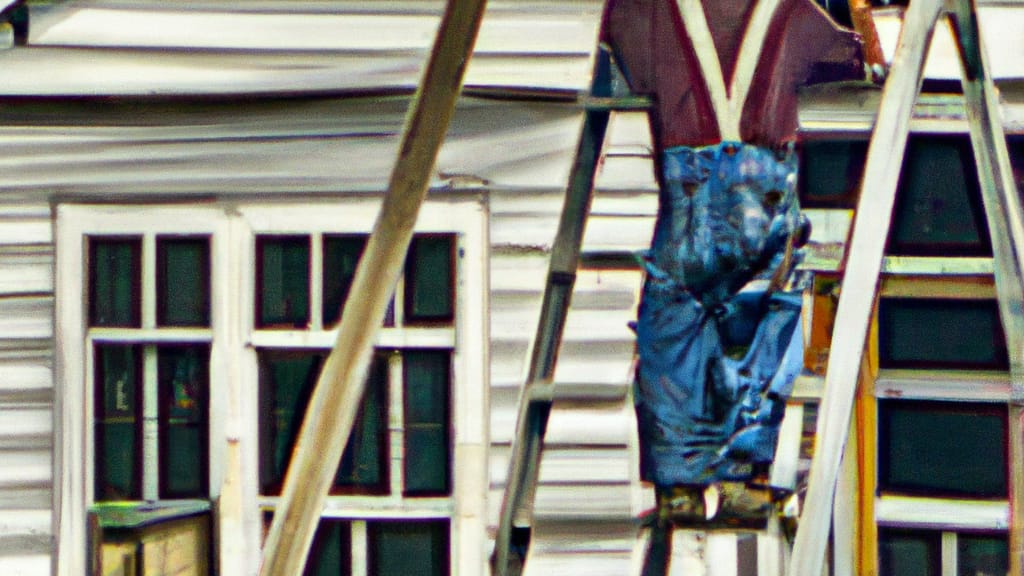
[259,351,387,495]
[959,533,1008,576]
[258,236,310,328]
[158,345,209,498]
[879,401,1006,498]
[337,357,387,491]
[157,237,210,327]
[94,344,141,500]
[799,140,868,207]
[369,520,449,576]
[90,238,141,327]
[888,136,992,256]
[405,236,454,323]
[879,298,1009,370]
[323,235,367,327]
[879,529,940,576]
[305,521,351,576]
[404,351,450,496]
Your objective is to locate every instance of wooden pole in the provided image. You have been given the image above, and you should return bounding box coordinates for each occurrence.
[258,1,486,574]
[788,1,943,574]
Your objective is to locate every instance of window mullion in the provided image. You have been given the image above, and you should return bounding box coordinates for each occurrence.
[394,276,405,327]
[142,233,157,330]
[941,531,957,576]
[143,345,160,500]
[311,232,324,332]
[352,520,368,576]
[389,352,404,498]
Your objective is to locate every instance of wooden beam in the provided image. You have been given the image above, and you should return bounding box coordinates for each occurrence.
[257,1,487,574]
[788,1,944,574]
[945,0,1024,573]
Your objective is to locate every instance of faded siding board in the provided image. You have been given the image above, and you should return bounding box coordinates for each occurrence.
[0,98,585,200]
[0,553,50,576]
[0,246,53,296]
[0,207,56,574]
[15,1,603,98]
[0,208,52,246]
[0,408,51,451]
[0,296,54,342]
[0,450,51,502]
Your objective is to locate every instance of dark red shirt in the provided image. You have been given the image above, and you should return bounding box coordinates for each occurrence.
[602,0,864,149]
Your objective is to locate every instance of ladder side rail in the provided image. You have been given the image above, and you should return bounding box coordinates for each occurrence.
[490,104,612,576]
[788,1,945,574]
[946,0,1024,572]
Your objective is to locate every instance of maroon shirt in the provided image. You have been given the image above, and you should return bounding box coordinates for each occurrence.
[601,0,863,149]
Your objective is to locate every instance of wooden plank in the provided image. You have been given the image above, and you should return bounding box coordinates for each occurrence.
[788,1,945,574]
[944,0,1024,572]
[258,1,486,574]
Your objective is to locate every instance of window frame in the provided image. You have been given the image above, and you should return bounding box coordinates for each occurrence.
[862,268,1011,573]
[56,200,488,576]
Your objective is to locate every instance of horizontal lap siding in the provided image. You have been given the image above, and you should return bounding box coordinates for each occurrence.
[488,111,658,571]
[0,97,585,201]
[0,206,54,575]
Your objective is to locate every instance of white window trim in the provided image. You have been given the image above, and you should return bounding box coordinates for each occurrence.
[55,199,489,576]
[875,495,1009,531]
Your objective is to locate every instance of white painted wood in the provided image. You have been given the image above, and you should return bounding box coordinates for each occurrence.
[221,212,261,576]
[250,327,455,350]
[31,1,603,56]
[0,98,586,201]
[0,554,50,576]
[789,1,946,574]
[875,496,1009,531]
[875,370,1010,402]
[0,361,51,402]
[0,450,51,491]
[0,297,53,341]
[770,403,805,491]
[941,532,957,576]
[54,205,227,576]
[0,207,51,246]
[799,87,1024,135]
[54,204,88,576]
[0,246,52,296]
[0,408,50,449]
[142,347,160,501]
[874,5,1024,81]
[351,521,368,576]
[880,256,994,276]
[831,418,858,576]
[669,531,707,576]
[759,519,789,576]
[706,533,739,576]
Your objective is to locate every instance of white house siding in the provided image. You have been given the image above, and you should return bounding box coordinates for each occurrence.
[486,110,660,573]
[0,206,54,576]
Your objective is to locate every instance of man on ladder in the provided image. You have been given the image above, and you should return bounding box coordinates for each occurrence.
[600,0,865,559]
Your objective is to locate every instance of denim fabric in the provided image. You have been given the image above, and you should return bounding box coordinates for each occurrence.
[635,142,805,487]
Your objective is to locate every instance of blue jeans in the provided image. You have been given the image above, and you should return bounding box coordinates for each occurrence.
[635,142,805,486]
